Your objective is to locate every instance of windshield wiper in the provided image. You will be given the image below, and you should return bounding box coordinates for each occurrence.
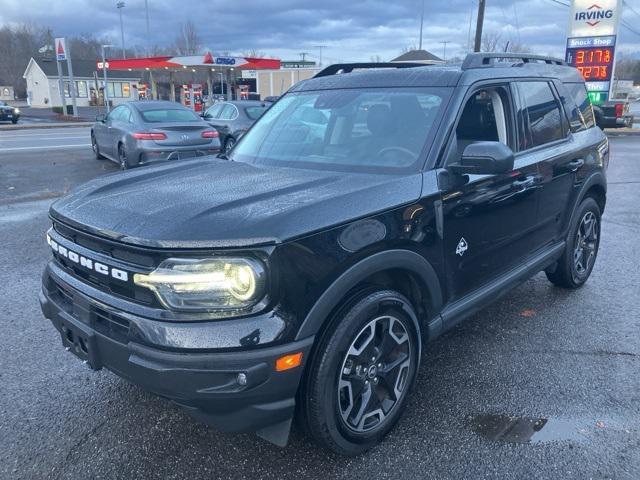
[216,152,229,160]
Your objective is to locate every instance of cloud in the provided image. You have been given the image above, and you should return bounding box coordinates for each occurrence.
[2,0,639,61]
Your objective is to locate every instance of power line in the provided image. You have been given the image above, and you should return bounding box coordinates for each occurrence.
[623,0,640,21]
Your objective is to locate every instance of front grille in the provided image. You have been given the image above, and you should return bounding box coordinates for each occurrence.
[50,220,159,307]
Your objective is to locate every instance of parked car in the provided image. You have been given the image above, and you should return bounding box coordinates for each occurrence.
[0,101,20,124]
[202,100,271,153]
[594,99,634,128]
[91,100,221,169]
[41,53,608,456]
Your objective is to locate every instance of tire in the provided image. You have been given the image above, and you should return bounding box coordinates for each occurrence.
[11,118,18,124]
[224,137,235,153]
[91,133,104,160]
[546,196,601,288]
[117,143,130,170]
[300,289,421,455]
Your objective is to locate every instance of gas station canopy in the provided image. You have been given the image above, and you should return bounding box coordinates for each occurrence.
[98,53,280,71]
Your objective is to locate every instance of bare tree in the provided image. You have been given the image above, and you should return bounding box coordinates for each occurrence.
[481,31,502,53]
[370,54,384,62]
[400,44,419,54]
[173,21,201,55]
[242,49,266,58]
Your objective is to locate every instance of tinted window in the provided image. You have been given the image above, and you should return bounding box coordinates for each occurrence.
[518,81,565,148]
[140,108,200,123]
[231,88,448,173]
[205,103,224,119]
[566,83,595,129]
[107,106,125,122]
[245,106,269,120]
[558,84,585,133]
[219,104,238,120]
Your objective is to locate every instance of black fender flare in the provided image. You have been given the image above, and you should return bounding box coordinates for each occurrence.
[295,249,443,341]
[562,171,607,237]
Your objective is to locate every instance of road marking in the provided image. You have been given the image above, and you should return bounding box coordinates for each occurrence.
[0,132,89,138]
[0,144,91,151]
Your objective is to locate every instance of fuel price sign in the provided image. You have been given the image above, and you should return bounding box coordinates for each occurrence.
[566,47,614,81]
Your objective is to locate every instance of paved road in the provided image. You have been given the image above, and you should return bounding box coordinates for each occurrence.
[0,138,639,479]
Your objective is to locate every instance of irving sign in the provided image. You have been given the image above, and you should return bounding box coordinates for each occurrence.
[568,0,621,37]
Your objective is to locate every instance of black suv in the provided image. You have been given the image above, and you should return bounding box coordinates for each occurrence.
[40,53,608,455]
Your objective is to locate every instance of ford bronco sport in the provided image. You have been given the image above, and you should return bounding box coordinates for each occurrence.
[40,53,608,455]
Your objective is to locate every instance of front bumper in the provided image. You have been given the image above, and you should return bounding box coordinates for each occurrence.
[0,112,18,121]
[40,264,314,434]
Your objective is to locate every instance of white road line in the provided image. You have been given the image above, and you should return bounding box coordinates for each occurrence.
[0,144,91,152]
[0,136,88,142]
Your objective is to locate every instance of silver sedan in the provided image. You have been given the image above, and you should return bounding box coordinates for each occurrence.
[91,100,221,169]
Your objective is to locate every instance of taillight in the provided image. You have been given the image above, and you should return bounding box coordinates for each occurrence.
[615,103,624,118]
[201,130,219,138]
[132,132,167,140]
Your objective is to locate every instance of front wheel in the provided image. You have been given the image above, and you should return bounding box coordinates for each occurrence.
[546,196,601,288]
[91,133,104,160]
[11,118,18,124]
[301,289,420,455]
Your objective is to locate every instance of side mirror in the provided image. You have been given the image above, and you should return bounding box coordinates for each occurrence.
[450,141,514,175]
[96,114,105,123]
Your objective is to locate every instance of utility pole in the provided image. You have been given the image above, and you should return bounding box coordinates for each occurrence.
[419,0,425,50]
[440,41,450,62]
[313,45,327,66]
[117,2,126,58]
[474,0,486,53]
[101,45,113,113]
[299,52,308,62]
[66,41,78,117]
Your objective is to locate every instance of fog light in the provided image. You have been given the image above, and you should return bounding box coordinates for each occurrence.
[237,372,248,386]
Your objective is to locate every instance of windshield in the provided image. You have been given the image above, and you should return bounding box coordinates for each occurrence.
[230,87,449,173]
[140,108,200,123]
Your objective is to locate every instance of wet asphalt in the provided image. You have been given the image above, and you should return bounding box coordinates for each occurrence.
[0,134,639,479]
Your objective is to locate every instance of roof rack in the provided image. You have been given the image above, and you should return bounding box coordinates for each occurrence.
[314,62,425,78]
[461,53,567,70]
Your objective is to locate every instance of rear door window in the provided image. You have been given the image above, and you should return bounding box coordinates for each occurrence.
[565,83,595,129]
[517,81,565,149]
[219,104,238,121]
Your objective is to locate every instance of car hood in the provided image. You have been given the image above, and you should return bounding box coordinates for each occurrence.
[50,158,422,248]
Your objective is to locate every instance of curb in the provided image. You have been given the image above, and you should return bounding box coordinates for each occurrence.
[605,128,640,137]
[0,122,92,131]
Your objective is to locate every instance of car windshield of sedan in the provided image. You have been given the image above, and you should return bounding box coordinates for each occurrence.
[141,108,201,123]
[230,87,449,173]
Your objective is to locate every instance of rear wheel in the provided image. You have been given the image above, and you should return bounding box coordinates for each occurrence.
[301,289,420,456]
[546,197,601,288]
[118,143,130,170]
[224,137,236,153]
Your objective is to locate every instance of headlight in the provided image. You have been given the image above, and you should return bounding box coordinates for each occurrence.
[13,108,20,114]
[134,257,266,313]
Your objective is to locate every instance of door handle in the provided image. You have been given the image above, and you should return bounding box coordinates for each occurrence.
[512,177,536,191]
[567,159,584,172]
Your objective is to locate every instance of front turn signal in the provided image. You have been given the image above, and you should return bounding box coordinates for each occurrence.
[275,352,303,372]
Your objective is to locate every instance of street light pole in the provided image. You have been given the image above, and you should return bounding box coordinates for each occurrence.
[419,0,425,50]
[101,44,113,113]
[313,45,327,67]
[117,2,126,58]
[440,41,450,62]
[474,0,486,53]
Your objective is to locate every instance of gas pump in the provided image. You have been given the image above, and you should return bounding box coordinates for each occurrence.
[239,85,250,100]
[137,83,149,100]
[181,84,204,112]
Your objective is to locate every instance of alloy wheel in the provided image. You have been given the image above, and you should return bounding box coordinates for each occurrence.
[337,315,412,433]
[574,211,598,276]
[118,145,128,170]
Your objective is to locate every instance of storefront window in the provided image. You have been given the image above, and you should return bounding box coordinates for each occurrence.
[122,82,130,97]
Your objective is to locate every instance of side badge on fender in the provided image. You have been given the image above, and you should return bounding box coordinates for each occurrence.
[456,237,468,256]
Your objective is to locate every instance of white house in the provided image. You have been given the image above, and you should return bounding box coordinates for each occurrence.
[23,57,142,108]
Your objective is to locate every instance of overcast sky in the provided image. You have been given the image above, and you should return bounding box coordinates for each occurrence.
[2,0,640,62]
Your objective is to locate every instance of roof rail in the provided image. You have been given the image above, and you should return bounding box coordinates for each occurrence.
[461,53,567,70]
[314,62,425,78]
